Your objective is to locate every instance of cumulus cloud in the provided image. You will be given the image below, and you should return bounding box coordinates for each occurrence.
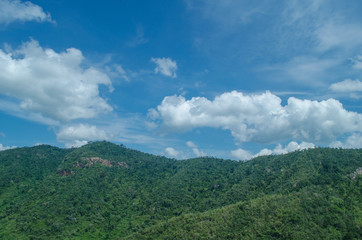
[330,133,362,149]
[151,57,177,78]
[231,141,315,161]
[230,148,253,161]
[150,91,362,145]
[0,143,16,151]
[0,40,113,122]
[329,79,362,92]
[0,0,53,24]
[165,147,180,158]
[255,141,315,157]
[56,124,109,148]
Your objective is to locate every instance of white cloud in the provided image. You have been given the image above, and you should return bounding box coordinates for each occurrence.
[114,64,129,81]
[283,0,362,52]
[330,133,362,149]
[315,22,362,52]
[329,79,362,92]
[255,141,315,157]
[165,147,180,158]
[106,64,129,82]
[151,91,362,145]
[255,148,273,157]
[262,1,362,87]
[350,55,362,69]
[268,56,338,85]
[0,0,53,24]
[147,108,160,120]
[186,141,197,148]
[56,124,108,148]
[63,140,88,148]
[185,140,205,157]
[151,57,177,78]
[92,115,176,149]
[230,148,253,161]
[232,141,315,161]
[192,147,205,157]
[0,143,16,151]
[0,40,113,122]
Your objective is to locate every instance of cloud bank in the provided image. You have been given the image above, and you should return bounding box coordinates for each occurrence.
[150,91,362,145]
[0,0,53,24]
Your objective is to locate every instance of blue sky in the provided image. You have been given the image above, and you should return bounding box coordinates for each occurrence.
[0,0,361,160]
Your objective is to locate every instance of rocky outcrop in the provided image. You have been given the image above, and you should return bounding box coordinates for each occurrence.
[75,157,130,169]
[350,167,362,179]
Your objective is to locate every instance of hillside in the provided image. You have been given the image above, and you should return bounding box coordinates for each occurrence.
[128,184,361,239]
[0,141,361,239]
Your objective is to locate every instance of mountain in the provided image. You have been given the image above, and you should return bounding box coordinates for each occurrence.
[0,141,361,239]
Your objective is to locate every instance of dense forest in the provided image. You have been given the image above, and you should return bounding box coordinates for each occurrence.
[0,141,361,239]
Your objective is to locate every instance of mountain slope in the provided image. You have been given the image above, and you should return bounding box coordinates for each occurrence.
[0,142,361,239]
[127,183,361,239]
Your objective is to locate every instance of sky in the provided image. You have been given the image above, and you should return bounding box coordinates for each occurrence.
[0,0,362,160]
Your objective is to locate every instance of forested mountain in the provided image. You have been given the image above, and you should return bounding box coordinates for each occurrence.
[0,141,361,239]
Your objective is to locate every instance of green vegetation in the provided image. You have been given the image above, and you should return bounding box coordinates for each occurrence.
[0,141,361,239]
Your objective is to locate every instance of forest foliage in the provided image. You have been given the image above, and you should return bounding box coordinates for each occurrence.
[0,141,361,239]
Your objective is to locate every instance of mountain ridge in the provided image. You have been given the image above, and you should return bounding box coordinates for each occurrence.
[0,141,361,239]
